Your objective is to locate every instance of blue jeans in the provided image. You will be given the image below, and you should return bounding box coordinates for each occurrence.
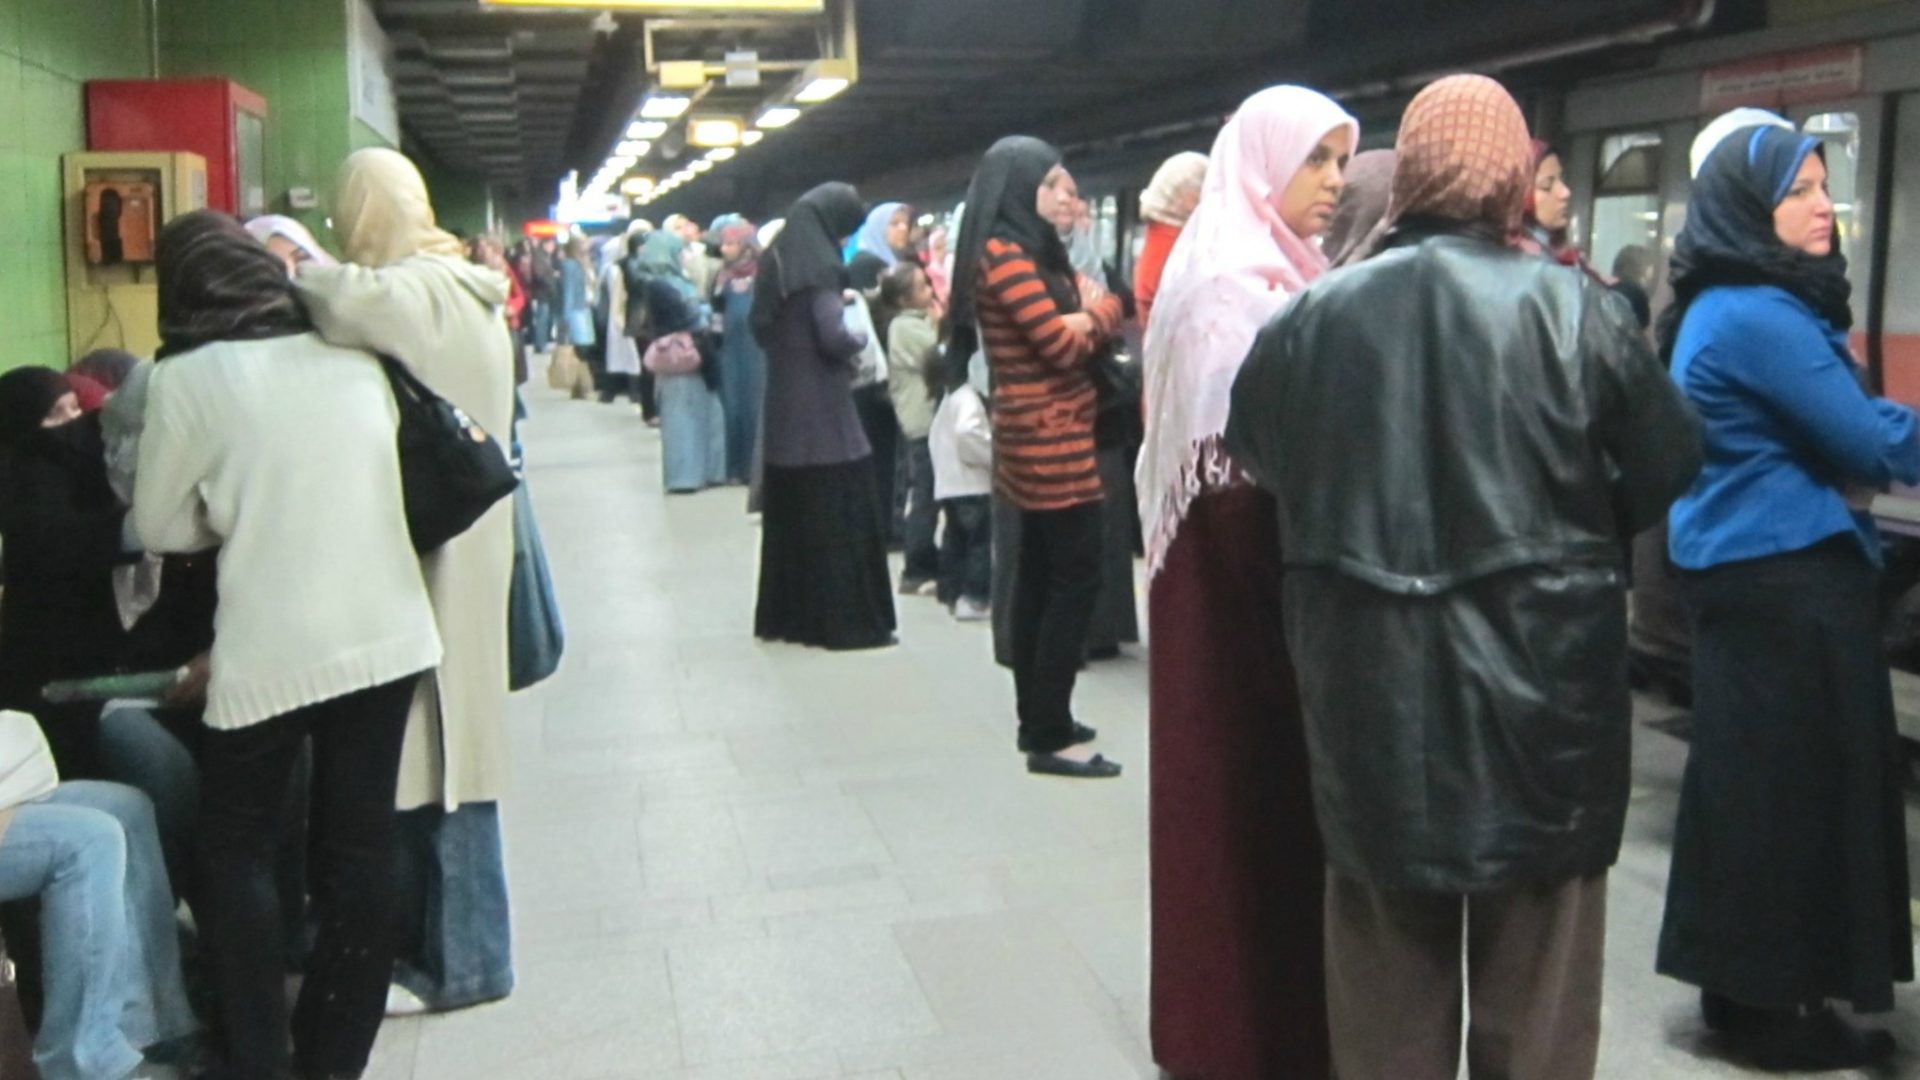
[393,802,514,1010]
[0,782,196,1080]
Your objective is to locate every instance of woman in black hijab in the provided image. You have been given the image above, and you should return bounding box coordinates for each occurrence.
[750,182,899,650]
[0,365,131,778]
[948,136,1126,779]
[1655,127,1919,1071]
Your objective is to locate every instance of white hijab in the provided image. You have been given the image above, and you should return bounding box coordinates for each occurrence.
[1140,151,1209,227]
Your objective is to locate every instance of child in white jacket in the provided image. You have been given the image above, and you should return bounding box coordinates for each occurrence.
[927,350,994,620]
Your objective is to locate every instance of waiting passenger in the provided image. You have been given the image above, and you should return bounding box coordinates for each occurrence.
[0,713,195,1080]
[881,261,942,596]
[928,349,993,621]
[293,148,519,1018]
[845,251,903,549]
[1521,140,1601,278]
[1138,84,1356,1080]
[1323,149,1395,267]
[853,202,914,267]
[243,214,338,276]
[1224,75,1701,1080]
[948,136,1125,779]
[750,182,898,651]
[556,233,599,401]
[634,229,728,494]
[137,209,442,1080]
[1132,151,1208,329]
[710,217,766,486]
[1655,124,1919,1072]
[0,367,127,777]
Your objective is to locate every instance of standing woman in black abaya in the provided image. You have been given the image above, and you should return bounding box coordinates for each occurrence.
[750,183,898,651]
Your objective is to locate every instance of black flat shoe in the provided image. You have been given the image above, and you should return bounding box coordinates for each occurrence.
[1018,723,1097,753]
[1026,752,1122,779]
[1724,1005,1897,1072]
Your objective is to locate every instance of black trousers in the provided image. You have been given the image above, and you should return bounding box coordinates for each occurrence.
[902,438,939,582]
[196,675,420,1080]
[938,496,992,607]
[1010,502,1103,754]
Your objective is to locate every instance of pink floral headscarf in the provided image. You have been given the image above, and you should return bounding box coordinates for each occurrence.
[1138,85,1357,577]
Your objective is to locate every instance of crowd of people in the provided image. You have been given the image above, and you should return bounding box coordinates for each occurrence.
[0,59,1910,1080]
[0,147,524,1079]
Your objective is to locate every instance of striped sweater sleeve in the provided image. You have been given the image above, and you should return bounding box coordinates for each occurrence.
[979,241,1095,371]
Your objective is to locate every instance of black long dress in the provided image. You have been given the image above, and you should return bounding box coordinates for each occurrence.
[1657,536,1914,1012]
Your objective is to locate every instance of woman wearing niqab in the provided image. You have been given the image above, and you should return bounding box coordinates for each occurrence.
[294,147,520,1015]
[750,182,898,650]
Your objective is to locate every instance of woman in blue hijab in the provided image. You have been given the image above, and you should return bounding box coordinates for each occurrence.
[633,230,728,493]
[1656,126,1920,1072]
[850,201,912,266]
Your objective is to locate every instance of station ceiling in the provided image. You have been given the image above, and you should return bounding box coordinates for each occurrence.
[372,0,1716,214]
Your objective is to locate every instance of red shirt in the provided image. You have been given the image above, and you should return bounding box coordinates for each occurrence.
[1133,220,1183,331]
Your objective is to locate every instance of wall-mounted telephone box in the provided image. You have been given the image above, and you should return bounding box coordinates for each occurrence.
[63,152,208,359]
[87,78,267,217]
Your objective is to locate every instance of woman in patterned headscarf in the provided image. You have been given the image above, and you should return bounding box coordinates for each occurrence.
[1225,75,1701,1080]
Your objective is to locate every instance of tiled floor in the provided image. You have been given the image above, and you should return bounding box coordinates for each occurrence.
[361,379,1920,1079]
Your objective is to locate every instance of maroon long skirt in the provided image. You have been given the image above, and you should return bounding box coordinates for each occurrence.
[1149,486,1329,1079]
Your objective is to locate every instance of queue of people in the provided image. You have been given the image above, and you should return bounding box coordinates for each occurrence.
[0,57,1911,1080]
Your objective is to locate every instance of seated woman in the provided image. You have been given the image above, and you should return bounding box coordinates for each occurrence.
[0,368,129,778]
[0,711,195,1080]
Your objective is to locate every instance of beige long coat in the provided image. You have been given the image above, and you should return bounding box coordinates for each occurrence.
[293,147,515,810]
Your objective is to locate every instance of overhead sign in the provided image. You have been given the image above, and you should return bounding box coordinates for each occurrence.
[1701,43,1864,112]
[725,50,761,89]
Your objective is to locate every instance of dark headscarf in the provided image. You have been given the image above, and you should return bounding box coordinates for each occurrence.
[846,252,887,293]
[156,209,311,360]
[1326,149,1396,267]
[0,367,70,450]
[1659,126,1849,363]
[945,136,1078,362]
[71,349,140,391]
[750,182,866,343]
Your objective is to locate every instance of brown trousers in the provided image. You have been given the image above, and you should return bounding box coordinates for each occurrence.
[1325,871,1608,1080]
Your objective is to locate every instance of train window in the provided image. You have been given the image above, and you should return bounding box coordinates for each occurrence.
[1802,112,1861,252]
[1590,132,1665,289]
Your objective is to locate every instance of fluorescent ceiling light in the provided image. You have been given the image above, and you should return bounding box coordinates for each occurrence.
[790,58,855,104]
[692,159,714,173]
[616,140,652,156]
[626,120,668,140]
[621,177,656,196]
[794,77,847,104]
[640,95,691,120]
[755,106,801,129]
[687,117,743,147]
[741,130,764,145]
[706,147,737,162]
[484,0,822,10]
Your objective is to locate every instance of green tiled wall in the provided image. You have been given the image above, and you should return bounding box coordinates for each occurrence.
[0,0,151,371]
[159,0,363,247]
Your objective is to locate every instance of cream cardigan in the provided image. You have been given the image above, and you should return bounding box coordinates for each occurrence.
[133,333,443,730]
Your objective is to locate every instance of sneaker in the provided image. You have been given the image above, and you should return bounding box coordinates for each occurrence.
[952,597,991,622]
[898,576,936,597]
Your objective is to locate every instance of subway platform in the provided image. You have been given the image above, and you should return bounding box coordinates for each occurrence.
[357,379,1920,1080]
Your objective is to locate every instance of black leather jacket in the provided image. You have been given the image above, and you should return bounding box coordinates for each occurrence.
[1226,225,1703,892]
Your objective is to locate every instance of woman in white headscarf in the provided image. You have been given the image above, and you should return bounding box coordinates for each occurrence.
[1138,85,1357,1080]
[294,147,518,1015]
[1134,151,1207,328]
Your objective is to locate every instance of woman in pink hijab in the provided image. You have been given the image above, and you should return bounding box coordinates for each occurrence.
[1138,84,1356,1080]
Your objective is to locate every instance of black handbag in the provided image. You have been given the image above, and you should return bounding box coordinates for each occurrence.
[381,356,519,554]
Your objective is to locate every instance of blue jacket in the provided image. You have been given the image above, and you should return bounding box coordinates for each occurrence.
[1669,285,1920,569]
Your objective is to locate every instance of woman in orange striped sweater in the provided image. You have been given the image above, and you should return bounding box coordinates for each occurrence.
[946,136,1126,780]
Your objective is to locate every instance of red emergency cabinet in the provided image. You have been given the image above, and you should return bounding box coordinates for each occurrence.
[86,79,268,218]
